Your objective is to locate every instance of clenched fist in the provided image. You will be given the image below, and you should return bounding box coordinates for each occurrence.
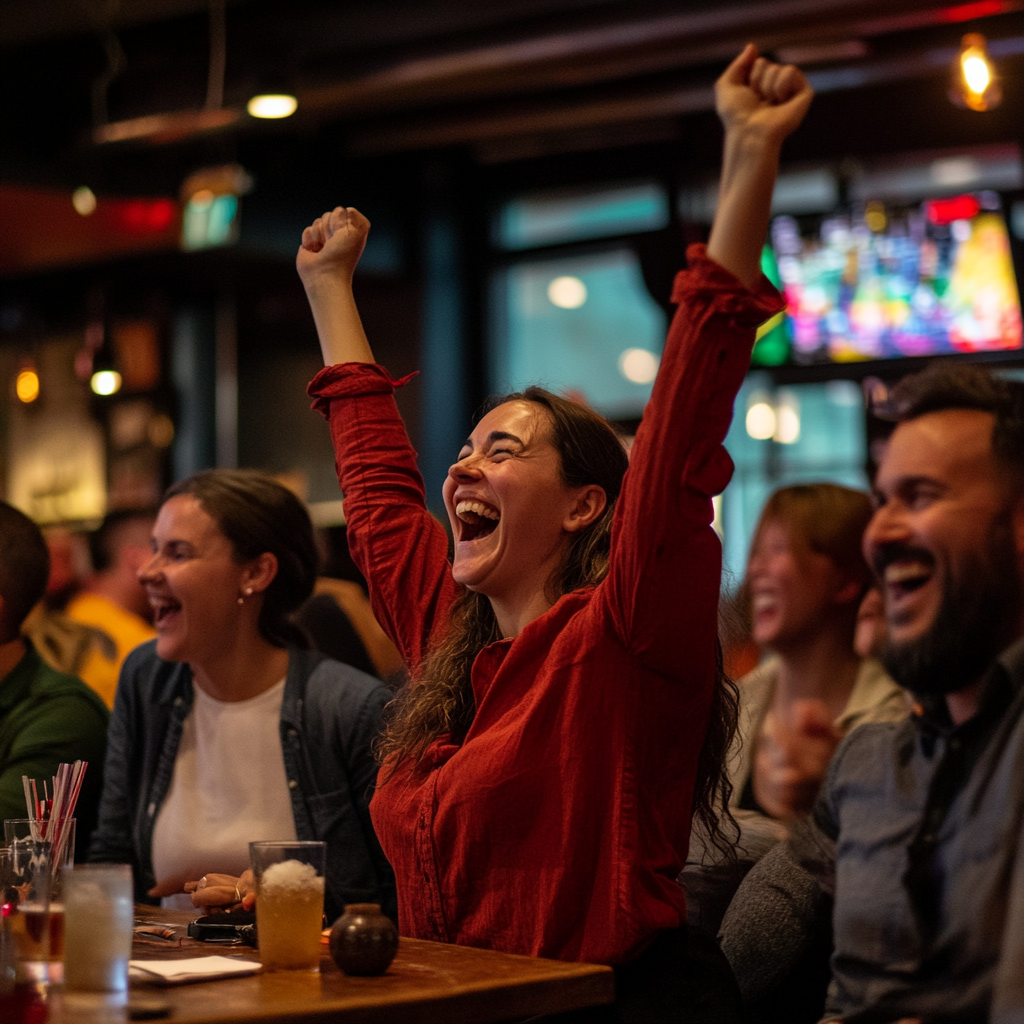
[296,206,371,287]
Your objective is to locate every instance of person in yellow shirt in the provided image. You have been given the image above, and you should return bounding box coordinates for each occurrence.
[66,510,156,708]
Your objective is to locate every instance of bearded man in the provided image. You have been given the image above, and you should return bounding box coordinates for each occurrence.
[719,362,1024,1024]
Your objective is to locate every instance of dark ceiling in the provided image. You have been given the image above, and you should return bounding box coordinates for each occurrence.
[2,0,1024,198]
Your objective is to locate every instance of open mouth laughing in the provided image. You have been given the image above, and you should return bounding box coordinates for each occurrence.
[874,545,937,625]
[150,595,182,630]
[455,499,500,542]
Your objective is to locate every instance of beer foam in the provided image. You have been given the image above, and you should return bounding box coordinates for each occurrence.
[260,859,324,893]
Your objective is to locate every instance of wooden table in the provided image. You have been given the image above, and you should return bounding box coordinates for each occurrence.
[45,907,614,1024]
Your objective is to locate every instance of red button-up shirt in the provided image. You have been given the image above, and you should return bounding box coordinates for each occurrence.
[309,245,783,965]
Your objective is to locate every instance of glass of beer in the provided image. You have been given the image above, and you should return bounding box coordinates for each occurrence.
[249,841,326,971]
[4,818,75,968]
[3,833,51,982]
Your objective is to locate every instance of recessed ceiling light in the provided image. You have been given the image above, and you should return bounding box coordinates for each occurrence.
[247,94,298,119]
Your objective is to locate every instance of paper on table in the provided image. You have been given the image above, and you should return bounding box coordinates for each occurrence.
[129,956,262,986]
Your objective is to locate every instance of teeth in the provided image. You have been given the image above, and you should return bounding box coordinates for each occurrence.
[456,500,500,522]
[752,594,776,613]
[884,562,931,584]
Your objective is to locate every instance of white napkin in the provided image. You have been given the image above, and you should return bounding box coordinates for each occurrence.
[129,956,262,986]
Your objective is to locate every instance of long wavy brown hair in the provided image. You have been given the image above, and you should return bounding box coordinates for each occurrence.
[377,386,740,858]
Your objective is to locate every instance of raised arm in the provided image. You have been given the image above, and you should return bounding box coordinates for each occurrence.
[300,208,457,670]
[601,48,811,676]
[709,45,814,287]
[297,206,376,366]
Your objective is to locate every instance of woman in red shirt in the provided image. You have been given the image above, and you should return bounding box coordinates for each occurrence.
[299,46,812,1020]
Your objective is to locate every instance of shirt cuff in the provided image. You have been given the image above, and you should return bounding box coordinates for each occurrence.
[307,363,418,417]
[671,244,785,326]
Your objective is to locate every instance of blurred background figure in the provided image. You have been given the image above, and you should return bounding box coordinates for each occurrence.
[23,527,109,683]
[0,503,108,860]
[63,510,157,708]
[683,483,907,934]
[737,485,908,826]
[298,524,405,688]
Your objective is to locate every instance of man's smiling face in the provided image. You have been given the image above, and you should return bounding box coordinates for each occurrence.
[865,409,1003,647]
[864,407,1024,696]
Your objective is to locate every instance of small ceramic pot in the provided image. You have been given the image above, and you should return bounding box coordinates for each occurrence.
[329,903,399,977]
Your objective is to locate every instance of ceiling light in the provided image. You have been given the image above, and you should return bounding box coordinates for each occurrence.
[950,33,1001,111]
[72,186,97,216]
[247,94,298,119]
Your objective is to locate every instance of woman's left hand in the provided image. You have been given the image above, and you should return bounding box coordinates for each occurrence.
[181,870,256,911]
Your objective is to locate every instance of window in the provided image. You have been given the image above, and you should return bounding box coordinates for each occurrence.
[490,180,669,417]
[490,248,666,418]
[497,181,668,251]
[721,376,869,581]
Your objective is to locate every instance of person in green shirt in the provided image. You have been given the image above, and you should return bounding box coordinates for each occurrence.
[0,502,108,860]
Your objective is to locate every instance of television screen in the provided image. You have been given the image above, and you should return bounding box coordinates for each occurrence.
[752,191,1023,366]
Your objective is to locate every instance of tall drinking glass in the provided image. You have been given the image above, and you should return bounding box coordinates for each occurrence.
[3,834,51,984]
[0,847,48,1020]
[62,864,133,1006]
[249,841,326,971]
[5,818,75,968]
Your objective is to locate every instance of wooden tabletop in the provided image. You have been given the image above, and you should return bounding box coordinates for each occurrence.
[45,907,614,1024]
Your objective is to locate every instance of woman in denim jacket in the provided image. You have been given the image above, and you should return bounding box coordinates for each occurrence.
[88,469,395,923]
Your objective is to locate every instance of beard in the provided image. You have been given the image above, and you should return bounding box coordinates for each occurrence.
[879,517,1023,697]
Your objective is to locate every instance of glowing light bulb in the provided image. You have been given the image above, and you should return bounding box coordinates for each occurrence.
[618,348,659,384]
[951,34,1000,112]
[16,369,39,403]
[547,276,587,309]
[963,54,990,94]
[746,401,776,440]
[72,186,97,216]
[91,370,122,396]
[247,94,298,119]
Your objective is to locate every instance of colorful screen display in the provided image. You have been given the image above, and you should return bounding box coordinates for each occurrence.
[752,192,1023,366]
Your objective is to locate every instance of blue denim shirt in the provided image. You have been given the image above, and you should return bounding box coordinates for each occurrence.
[88,640,396,923]
[723,635,1024,1024]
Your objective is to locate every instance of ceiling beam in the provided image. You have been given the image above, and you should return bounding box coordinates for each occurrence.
[347,34,1024,155]
[298,0,1020,118]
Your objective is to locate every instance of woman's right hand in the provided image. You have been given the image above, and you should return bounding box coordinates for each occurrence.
[296,206,371,287]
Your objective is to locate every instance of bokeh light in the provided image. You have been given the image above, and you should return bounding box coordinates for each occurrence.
[90,370,122,396]
[746,401,776,440]
[72,186,97,216]
[16,369,39,403]
[617,348,659,384]
[547,276,587,309]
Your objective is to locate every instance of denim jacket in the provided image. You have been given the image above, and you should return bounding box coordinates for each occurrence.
[88,640,396,923]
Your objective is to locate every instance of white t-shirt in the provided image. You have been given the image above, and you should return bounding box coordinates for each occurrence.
[152,678,297,910]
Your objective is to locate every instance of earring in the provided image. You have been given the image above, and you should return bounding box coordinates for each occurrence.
[237,595,244,605]
[246,587,253,595]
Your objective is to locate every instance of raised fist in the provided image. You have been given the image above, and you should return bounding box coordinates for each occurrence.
[715,44,814,146]
[296,206,371,286]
